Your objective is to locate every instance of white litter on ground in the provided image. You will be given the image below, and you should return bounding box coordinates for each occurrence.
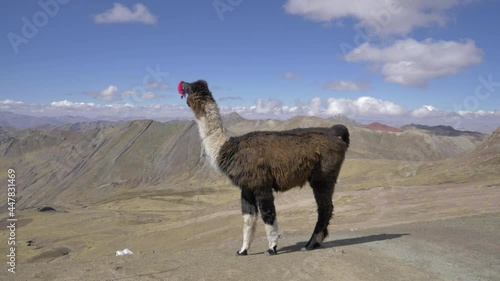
[115,248,133,256]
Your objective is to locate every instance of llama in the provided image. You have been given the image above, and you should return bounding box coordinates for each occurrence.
[179,80,349,256]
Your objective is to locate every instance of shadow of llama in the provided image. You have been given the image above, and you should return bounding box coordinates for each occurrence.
[179,80,349,256]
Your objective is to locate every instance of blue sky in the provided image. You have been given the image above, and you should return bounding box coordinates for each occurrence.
[1,0,499,131]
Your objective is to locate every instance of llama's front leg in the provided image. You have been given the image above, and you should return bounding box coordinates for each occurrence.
[257,190,280,255]
[236,188,258,256]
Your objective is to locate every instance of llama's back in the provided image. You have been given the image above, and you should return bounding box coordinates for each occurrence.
[286,124,350,147]
[218,127,348,191]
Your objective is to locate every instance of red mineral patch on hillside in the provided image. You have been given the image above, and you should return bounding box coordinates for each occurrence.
[363,122,402,132]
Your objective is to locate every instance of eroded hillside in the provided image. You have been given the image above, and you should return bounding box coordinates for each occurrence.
[0,114,495,209]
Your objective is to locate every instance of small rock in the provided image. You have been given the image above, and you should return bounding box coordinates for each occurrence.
[37,206,56,212]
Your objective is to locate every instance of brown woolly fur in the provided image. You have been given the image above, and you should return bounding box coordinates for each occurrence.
[181,79,349,255]
[218,130,347,191]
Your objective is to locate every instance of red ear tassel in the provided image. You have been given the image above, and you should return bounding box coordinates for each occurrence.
[178,81,186,99]
[178,81,184,94]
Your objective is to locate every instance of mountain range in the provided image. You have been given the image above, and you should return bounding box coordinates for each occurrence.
[0,112,498,210]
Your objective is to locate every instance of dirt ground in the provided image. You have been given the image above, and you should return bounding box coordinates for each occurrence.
[2,181,500,281]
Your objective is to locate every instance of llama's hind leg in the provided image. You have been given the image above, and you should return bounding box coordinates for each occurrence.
[256,189,279,255]
[303,182,334,251]
[236,188,258,256]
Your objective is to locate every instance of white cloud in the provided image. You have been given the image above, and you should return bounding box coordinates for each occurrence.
[216,96,498,132]
[51,100,95,107]
[457,110,497,117]
[141,92,156,100]
[101,85,118,99]
[1,99,25,110]
[121,90,158,100]
[411,105,440,118]
[345,38,483,87]
[122,90,138,97]
[254,98,284,114]
[284,0,471,36]
[3,101,193,120]
[94,3,158,25]
[98,87,167,103]
[326,96,406,116]
[86,85,119,101]
[1,99,24,105]
[308,97,322,116]
[283,1,484,88]
[323,80,371,91]
[225,96,407,118]
[283,72,301,80]
[145,81,168,90]
[2,98,499,133]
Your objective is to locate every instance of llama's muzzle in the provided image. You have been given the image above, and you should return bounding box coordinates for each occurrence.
[178,81,191,99]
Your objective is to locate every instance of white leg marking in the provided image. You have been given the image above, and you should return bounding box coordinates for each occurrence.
[240,214,257,253]
[264,219,280,249]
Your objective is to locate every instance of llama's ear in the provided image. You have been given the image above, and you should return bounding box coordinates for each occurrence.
[199,80,208,87]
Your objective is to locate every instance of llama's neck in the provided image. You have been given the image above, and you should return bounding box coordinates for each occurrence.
[195,101,229,170]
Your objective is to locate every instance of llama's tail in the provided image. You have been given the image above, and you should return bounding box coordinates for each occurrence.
[330,124,350,148]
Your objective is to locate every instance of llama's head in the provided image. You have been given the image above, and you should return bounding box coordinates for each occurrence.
[178,80,216,119]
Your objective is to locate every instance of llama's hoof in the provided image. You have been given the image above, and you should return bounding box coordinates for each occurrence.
[264,246,277,256]
[301,243,320,251]
[303,233,322,251]
[235,249,248,256]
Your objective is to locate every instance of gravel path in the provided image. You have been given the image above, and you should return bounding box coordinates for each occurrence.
[13,214,500,281]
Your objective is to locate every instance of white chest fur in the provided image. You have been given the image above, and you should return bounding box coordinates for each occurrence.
[195,103,228,171]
